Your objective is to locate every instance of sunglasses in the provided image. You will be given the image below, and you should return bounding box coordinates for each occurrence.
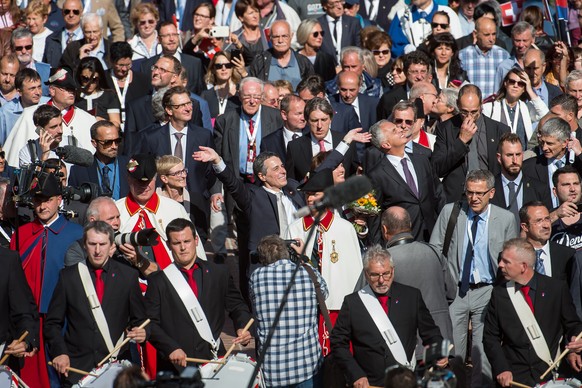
[394,118,414,126]
[214,63,233,70]
[0,151,5,159]
[373,49,390,56]
[139,19,156,25]
[431,22,449,29]
[95,138,122,148]
[312,30,325,38]
[14,45,32,52]
[393,67,403,74]
[64,9,81,15]
[507,79,526,87]
[80,75,99,84]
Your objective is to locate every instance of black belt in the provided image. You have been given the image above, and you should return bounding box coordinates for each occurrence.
[468,282,492,290]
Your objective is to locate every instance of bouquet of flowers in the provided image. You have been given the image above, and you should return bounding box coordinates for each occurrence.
[347,191,381,234]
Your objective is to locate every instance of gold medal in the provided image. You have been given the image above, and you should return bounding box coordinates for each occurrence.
[330,240,338,263]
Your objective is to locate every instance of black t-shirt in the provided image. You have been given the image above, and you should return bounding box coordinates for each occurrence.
[551,217,582,251]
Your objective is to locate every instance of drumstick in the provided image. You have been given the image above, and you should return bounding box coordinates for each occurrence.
[0,331,29,365]
[12,372,30,388]
[214,318,254,373]
[185,357,225,364]
[509,381,531,388]
[540,331,582,380]
[97,319,151,367]
[48,362,99,377]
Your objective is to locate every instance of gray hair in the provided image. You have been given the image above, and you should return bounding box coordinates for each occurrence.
[304,97,333,120]
[511,21,535,37]
[391,100,417,121]
[441,88,459,114]
[502,238,536,268]
[340,46,364,65]
[11,27,33,47]
[240,77,264,94]
[296,19,320,47]
[537,117,571,143]
[465,169,495,189]
[363,244,394,270]
[370,119,390,149]
[566,70,582,91]
[81,13,103,29]
[86,197,117,221]
[361,49,377,78]
[152,86,169,122]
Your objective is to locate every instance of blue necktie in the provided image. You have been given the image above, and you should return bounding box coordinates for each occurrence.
[535,249,545,275]
[459,215,480,297]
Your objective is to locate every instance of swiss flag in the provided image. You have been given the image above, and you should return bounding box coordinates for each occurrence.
[500,0,524,27]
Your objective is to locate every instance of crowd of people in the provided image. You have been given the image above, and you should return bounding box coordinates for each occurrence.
[5,0,582,387]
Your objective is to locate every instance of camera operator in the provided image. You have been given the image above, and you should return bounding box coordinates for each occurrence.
[250,235,327,388]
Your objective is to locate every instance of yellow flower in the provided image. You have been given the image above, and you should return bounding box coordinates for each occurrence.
[357,198,366,206]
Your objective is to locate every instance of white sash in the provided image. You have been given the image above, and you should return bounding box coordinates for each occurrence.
[358,285,416,369]
[77,262,124,356]
[163,264,219,357]
[506,281,553,366]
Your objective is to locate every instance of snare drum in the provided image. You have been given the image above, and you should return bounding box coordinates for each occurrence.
[73,360,133,388]
[539,378,582,387]
[199,353,265,388]
[0,366,18,388]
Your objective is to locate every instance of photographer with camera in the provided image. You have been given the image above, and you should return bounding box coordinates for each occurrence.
[250,234,327,387]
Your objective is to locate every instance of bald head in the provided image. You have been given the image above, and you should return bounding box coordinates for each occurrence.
[410,81,438,115]
[381,206,412,241]
[475,17,497,52]
[338,71,361,105]
[271,20,292,55]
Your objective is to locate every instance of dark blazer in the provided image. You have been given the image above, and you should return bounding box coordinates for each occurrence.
[43,29,64,68]
[199,89,241,119]
[0,249,39,371]
[546,81,563,103]
[363,142,431,175]
[140,53,205,95]
[285,131,357,181]
[368,153,445,242]
[331,93,377,131]
[60,39,112,73]
[432,114,510,202]
[260,127,289,164]
[329,99,362,135]
[357,0,394,31]
[549,241,576,284]
[123,94,203,156]
[484,274,582,386]
[145,260,252,372]
[104,70,152,105]
[216,164,305,252]
[522,154,582,201]
[491,173,553,212]
[377,84,408,120]
[44,259,147,385]
[314,49,337,82]
[317,14,361,59]
[139,123,216,239]
[68,155,130,200]
[330,282,443,386]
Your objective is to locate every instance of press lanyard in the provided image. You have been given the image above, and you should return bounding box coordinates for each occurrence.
[112,71,131,123]
[502,100,520,132]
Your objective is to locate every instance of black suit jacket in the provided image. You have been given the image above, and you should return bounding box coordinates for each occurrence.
[68,155,130,199]
[363,142,431,174]
[0,249,39,371]
[44,259,147,385]
[317,14,361,59]
[357,0,394,31]
[260,127,288,164]
[331,93,377,132]
[285,131,357,181]
[43,29,64,68]
[139,123,216,238]
[377,85,407,120]
[314,49,337,82]
[484,274,582,386]
[546,81,563,103]
[432,114,510,202]
[199,89,241,119]
[60,39,112,73]
[549,241,576,284]
[140,53,204,95]
[522,154,582,200]
[145,260,252,372]
[491,173,553,212]
[330,282,443,386]
[368,153,445,242]
[329,99,361,134]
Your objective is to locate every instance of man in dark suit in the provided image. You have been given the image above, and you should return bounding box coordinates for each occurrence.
[331,71,377,132]
[60,13,112,71]
[433,84,510,202]
[285,97,357,181]
[44,221,148,386]
[549,94,582,146]
[69,120,129,200]
[260,94,306,164]
[317,0,361,61]
[139,22,204,95]
[483,238,582,387]
[331,245,445,387]
[492,133,553,224]
[124,55,203,156]
[357,0,393,31]
[145,218,252,372]
[139,86,215,241]
[43,0,84,68]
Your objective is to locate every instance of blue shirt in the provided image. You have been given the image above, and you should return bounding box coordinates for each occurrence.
[458,45,510,98]
[95,158,121,200]
[0,97,50,144]
[238,108,262,175]
[268,52,302,90]
[461,205,494,284]
[534,81,550,107]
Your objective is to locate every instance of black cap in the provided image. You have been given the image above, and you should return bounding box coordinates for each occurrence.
[127,154,157,181]
[45,67,77,90]
[32,173,62,197]
[297,169,334,192]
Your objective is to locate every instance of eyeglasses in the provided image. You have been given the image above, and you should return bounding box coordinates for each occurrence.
[214,62,233,70]
[95,138,122,148]
[139,19,156,25]
[63,9,81,15]
[159,33,180,38]
[0,151,5,159]
[506,78,526,88]
[312,30,325,38]
[529,216,551,226]
[431,22,449,29]
[368,271,393,281]
[373,49,390,56]
[465,188,492,198]
[170,101,193,109]
[114,62,132,69]
[80,75,99,84]
[459,108,480,117]
[393,118,414,126]
[14,44,32,52]
[151,65,174,75]
[166,168,188,177]
[194,13,211,19]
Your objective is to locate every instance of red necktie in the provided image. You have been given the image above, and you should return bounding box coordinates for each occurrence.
[95,268,104,303]
[249,119,254,136]
[520,285,534,313]
[378,295,389,315]
[181,265,199,297]
[318,139,326,153]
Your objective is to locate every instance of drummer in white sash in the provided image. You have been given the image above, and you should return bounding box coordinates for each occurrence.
[483,238,582,387]
[330,245,446,387]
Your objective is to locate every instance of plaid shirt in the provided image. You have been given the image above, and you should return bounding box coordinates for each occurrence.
[250,259,328,387]
[458,45,509,98]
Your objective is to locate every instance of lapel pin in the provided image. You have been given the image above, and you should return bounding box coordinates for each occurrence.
[541,292,545,298]
[395,299,399,304]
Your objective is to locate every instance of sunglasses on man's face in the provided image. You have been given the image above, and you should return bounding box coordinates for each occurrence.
[431,22,449,29]
[14,45,32,52]
[63,9,81,15]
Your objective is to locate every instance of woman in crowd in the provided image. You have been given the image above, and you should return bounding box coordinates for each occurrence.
[201,51,242,119]
[296,18,336,82]
[0,0,21,29]
[428,32,468,91]
[182,3,226,69]
[25,0,51,63]
[482,68,548,150]
[229,0,268,65]
[364,30,392,89]
[156,155,191,217]
[273,79,293,106]
[387,56,406,89]
[75,57,121,127]
[128,3,161,64]
[545,41,570,89]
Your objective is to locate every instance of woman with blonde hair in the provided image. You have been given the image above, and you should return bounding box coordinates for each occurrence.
[296,18,336,82]
[25,0,51,62]
[128,3,161,62]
